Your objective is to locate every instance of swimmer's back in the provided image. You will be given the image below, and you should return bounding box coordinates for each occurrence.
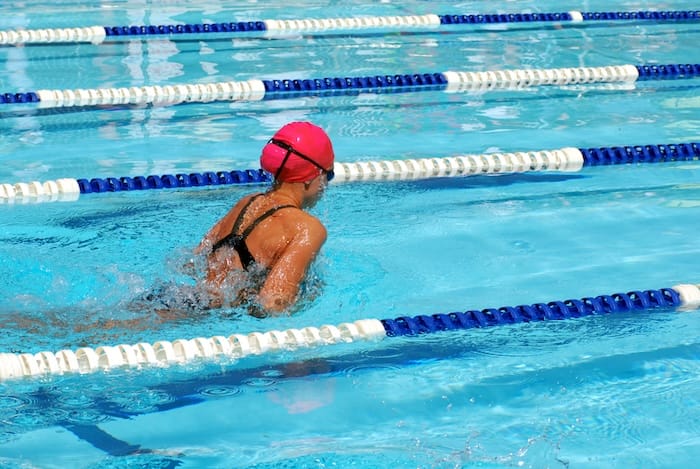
[201,193,327,310]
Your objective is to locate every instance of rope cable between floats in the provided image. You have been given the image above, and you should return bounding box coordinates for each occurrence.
[0,10,698,45]
[1,141,698,204]
[0,283,697,382]
[1,63,699,107]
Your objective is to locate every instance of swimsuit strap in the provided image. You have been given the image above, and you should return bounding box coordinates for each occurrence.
[236,204,296,242]
[211,194,296,266]
[211,193,263,253]
[230,193,264,237]
[232,202,295,269]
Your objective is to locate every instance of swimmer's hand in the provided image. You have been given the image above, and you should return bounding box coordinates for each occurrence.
[257,293,294,317]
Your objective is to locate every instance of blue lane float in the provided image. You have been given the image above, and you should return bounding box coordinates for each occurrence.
[1,141,699,204]
[76,169,272,194]
[440,10,700,24]
[0,282,698,382]
[0,10,698,46]
[382,288,681,336]
[0,63,699,109]
[580,142,700,166]
[105,21,266,37]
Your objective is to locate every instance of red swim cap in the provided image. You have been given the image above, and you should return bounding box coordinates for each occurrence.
[260,122,335,183]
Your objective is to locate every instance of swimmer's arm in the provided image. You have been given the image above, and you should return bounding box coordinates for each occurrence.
[194,217,228,254]
[187,223,224,274]
[258,221,327,314]
[187,218,233,277]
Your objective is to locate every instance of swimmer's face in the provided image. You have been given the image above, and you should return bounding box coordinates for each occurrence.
[303,168,333,208]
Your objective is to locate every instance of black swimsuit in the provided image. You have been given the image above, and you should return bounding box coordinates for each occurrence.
[135,196,299,315]
[211,194,295,270]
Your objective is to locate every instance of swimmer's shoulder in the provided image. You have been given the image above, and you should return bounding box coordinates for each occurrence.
[279,208,327,243]
[298,212,327,243]
[221,192,261,218]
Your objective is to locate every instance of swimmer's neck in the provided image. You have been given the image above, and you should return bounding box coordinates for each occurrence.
[267,183,307,208]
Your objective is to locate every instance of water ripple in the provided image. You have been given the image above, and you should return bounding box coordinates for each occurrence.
[343,363,401,376]
[4,408,68,428]
[0,394,29,411]
[107,389,176,414]
[87,454,183,469]
[56,392,96,409]
[198,385,242,398]
[64,408,112,426]
[243,377,277,388]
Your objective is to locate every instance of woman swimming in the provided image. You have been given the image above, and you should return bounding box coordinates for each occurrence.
[4,122,335,341]
[195,121,335,315]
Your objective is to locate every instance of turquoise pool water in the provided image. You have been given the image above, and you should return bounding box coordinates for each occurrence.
[0,0,699,467]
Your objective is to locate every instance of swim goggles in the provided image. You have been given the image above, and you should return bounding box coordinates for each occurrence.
[269,138,335,182]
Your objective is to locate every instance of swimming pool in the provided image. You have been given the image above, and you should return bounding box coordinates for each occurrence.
[1,0,699,466]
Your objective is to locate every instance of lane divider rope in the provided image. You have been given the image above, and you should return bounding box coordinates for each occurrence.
[1,141,698,205]
[1,63,699,107]
[0,283,697,382]
[0,10,698,45]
